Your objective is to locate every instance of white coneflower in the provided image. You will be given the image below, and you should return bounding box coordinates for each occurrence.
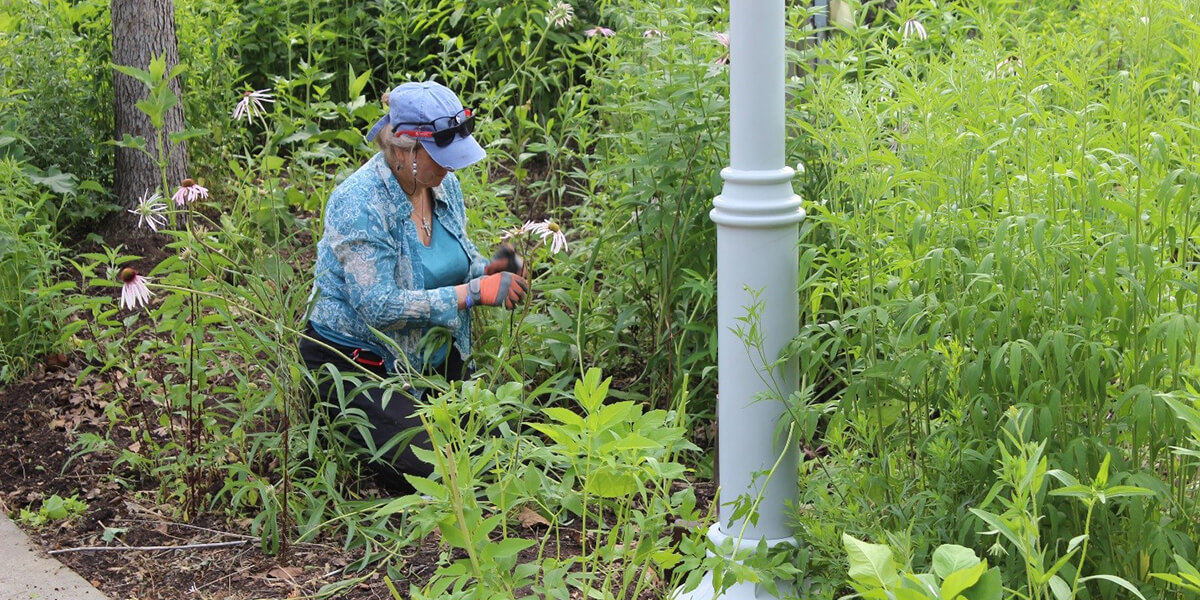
[128,190,167,232]
[642,29,663,38]
[585,26,615,38]
[502,220,569,254]
[901,18,927,41]
[232,89,275,124]
[119,267,153,311]
[171,178,209,207]
[993,55,1023,78]
[548,2,574,29]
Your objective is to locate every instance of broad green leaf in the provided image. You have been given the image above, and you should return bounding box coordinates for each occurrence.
[25,167,77,194]
[528,423,579,452]
[843,533,899,588]
[1102,485,1154,499]
[600,433,660,453]
[1079,575,1147,600]
[901,573,939,598]
[169,127,210,145]
[1095,452,1111,486]
[586,466,638,498]
[1048,575,1071,600]
[1049,484,1093,499]
[960,568,1003,600]
[112,63,152,86]
[941,559,987,600]
[348,66,371,99]
[482,538,535,562]
[403,475,447,500]
[543,406,584,428]
[1175,554,1200,579]
[932,544,981,579]
[438,514,470,549]
[592,401,634,431]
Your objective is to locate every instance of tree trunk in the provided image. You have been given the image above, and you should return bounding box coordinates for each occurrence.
[111,0,188,214]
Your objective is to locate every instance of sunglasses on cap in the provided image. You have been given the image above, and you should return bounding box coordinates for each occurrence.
[395,109,474,147]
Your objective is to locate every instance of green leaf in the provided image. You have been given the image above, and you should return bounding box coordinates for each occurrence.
[403,475,447,500]
[969,509,1024,553]
[1079,575,1147,600]
[600,433,660,453]
[932,544,981,579]
[25,167,78,194]
[482,538,535,562]
[112,63,153,87]
[843,533,899,588]
[1049,484,1093,499]
[1048,575,1071,600]
[169,127,210,145]
[1102,485,1154,499]
[349,66,371,99]
[147,52,167,81]
[528,423,579,452]
[437,514,470,549]
[941,559,987,600]
[960,568,1003,600]
[586,466,638,498]
[1175,554,1200,580]
[543,406,584,428]
[115,134,147,150]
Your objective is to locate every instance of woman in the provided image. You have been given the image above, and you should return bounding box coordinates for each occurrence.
[300,81,527,491]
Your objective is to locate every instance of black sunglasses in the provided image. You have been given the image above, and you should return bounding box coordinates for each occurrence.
[395,109,474,147]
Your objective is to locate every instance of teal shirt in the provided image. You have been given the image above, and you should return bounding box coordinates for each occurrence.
[413,218,469,368]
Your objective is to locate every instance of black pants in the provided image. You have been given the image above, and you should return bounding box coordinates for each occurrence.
[298,325,465,493]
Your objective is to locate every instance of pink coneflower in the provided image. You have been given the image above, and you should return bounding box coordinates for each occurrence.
[171,178,209,207]
[585,26,615,38]
[119,268,153,311]
[232,89,274,124]
[714,32,730,66]
[128,190,167,232]
[901,19,927,41]
[548,2,574,28]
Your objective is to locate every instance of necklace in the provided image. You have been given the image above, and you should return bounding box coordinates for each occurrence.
[418,213,432,238]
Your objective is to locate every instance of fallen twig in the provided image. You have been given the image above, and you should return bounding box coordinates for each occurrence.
[48,540,248,555]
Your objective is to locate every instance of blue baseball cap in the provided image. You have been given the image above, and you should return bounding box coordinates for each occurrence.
[366,81,486,170]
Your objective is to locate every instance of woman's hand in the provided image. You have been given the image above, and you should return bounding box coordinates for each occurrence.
[459,272,529,310]
[484,243,526,279]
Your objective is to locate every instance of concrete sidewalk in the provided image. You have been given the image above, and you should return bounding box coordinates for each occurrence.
[0,513,108,600]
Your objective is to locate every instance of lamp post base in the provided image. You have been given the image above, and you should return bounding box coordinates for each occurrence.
[671,524,799,600]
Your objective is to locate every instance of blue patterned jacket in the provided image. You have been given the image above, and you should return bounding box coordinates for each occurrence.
[307,153,487,372]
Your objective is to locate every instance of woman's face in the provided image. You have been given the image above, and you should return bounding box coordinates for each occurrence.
[409,144,450,188]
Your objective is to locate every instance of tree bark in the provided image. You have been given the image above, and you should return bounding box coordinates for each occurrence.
[111,0,188,214]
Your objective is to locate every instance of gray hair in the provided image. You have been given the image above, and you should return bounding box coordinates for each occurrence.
[375,123,420,153]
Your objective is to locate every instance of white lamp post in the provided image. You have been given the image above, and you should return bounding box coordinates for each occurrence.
[675,0,804,598]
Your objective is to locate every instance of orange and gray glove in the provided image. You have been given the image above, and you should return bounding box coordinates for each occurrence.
[463,272,529,310]
[484,243,526,278]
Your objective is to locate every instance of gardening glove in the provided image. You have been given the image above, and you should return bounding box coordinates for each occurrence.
[465,272,529,310]
[484,243,526,278]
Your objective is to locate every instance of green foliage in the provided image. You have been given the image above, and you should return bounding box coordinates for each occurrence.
[842,534,1002,600]
[0,159,73,382]
[18,494,88,528]
[789,0,1200,594]
[373,370,706,600]
[0,0,114,231]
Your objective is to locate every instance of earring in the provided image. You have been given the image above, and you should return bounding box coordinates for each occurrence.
[411,156,418,179]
